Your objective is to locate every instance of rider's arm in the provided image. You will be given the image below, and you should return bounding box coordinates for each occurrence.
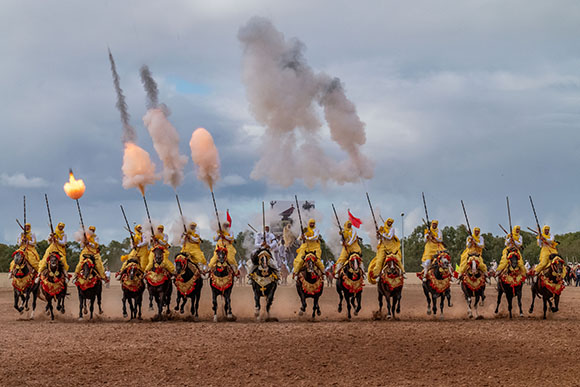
[58,234,67,246]
[305,229,319,241]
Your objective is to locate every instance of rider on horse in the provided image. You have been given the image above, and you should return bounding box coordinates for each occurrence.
[209,222,238,273]
[145,225,175,274]
[75,226,107,281]
[335,220,362,275]
[40,222,69,273]
[497,225,526,276]
[10,223,40,274]
[457,227,487,277]
[180,222,207,269]
[249,225,279,274]
[120,224,149,271]
[369,218,403,284]
[421,220,445,281]
[293,219,325,275]
[534,225,566,278]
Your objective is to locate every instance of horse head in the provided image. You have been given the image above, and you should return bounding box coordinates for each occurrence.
[507,249,520,270]
[347,252,362,272]
[304,252,318,274]
[153,247,165,266]
[257,249,271,271]
[435,251,451,270]
[550,254,565,278]
[383,255,401,276]
[467,253,481,275]
[48,253,61,272]
[12,250,25,266]
[81,254,96,278]
[174,253,189,275]
[216,246,228,265]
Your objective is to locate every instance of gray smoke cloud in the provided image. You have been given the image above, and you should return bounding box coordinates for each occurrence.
[238,16,374,188]
[108,49,136,144]
[139,66,188,189]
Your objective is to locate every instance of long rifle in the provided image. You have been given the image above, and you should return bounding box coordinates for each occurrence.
[247,223,259,233]
[142,194,155,238]
[460,200,472,235]
[45,194,54,235]
[529,196,541,232]
[120,205,136,247]
[211,190,223,236]
[294,195,304,239]
[498,224,509,235]
[23,195,28,246]
[262,201,266,246]
[422,192,430,227]
[506,197,513,232]
[175,194,187,234]
[332,204,347,249]
[365,192,379,234]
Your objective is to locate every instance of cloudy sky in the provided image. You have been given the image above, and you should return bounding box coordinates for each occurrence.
[2,0,580,246]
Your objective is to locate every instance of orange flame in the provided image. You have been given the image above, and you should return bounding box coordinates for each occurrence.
[63,170,86,200]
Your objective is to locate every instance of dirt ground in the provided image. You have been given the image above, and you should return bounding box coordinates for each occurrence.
[1,275,580,386]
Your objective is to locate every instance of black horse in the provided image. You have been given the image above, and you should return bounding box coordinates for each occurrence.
[145,247,173,320]
[248,248,278,321]
[174,253,204,320]
[422,251,453,319]
[376,255,404,320]
[296,252,324,319]
[75,255,103,320]
[40,253,67,320]
[119,259,145,320]
[210,246,236,322]
[11,250,40,318]
[336,252,364,319]
[495,249,525,318]
[529,254,566,319]
[460,254,486,319]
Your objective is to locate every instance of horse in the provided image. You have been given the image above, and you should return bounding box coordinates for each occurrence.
[376,255,404,320]
[237,263,248,286]
[494,249,525,318]
[529,254,566,319]
[210,246,236,322]
[336,252,364,319]
[145,247,173,320]
[325,266,334,287]
[460,254,486,319]
[279,262,289,285]
[295,252,324,319]
[75,255,103,320]
[40,253,67,320]
[421,251,453,319]
[119,260,145,320]
[174,253,204,320]
[248,248,278,321]
[11,250,40,318]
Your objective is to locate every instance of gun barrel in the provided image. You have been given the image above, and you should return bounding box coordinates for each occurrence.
[211,190,222,234]
[461,200,472,235]
[142,194,155,236]
[365,192,379,232]
[45,194,54,234]
[294,195,304,236]
[176,194,187,234]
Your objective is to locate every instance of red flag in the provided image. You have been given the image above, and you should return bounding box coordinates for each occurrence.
[348,210,362,228]
[226,210,232,226]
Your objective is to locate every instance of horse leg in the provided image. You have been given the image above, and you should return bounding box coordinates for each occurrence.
[354,292,362,316]
[529,284,537,314]
[337,284,343,313]
[254,287,261,321]
[148,289,154,311]
[312,296,317,320]
[30,287,38,320]
[517,287,523,317]
[394,292,401,317]
[14,291,23,313]
[465,292,473,319]
[122,294,128,318]
[89,296,95,320]
[265,285,276,321]
[542,297,548,320]
[298,288,307,316]
[439,294,445,320]
[385,293,392,320]
[59,292,65,314]
[495,285,503,314]
[78,294,84,320]
[377,290,383,316]
[553,294,560,313]
[474,293,479,319]
[447,291,453,307]
[423,285,432,315]
[174,293,181,312]
[48,297,55,321]
[137,292,143,320]
[24,290,31,311]
[97,284,103,314]
[212,291,218,322]
[507,292,513,319]
[194,290,201,320]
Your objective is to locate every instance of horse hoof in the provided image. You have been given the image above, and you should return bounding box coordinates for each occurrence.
[78,317,83,321]
[254,309,259,318]
[25,307,29,311]
[426,309,431,316]
[149,306,154,311]
[18,309,24,315]
[213,315,218,323]
[99,309,103,315]
[468,313,473,319]
[174,306,179,311]
[448,302,453,307]
[480,301,484,307]
[528,308,533,314]
[29,311,35,320]
[387,315,392,320]
[60,308,65,314]
[494,309,499,314]
[439,315,444,320]
[338,306,342,313]
[316,309,321,317]
[123,313,128,318]
[475,315,484,320]
[298,310,304,316]
[354,311,359,316]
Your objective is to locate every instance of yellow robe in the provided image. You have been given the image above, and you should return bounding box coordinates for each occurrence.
[534,234,562,275]
[370,226,403,282]
[421,228,444,262]
[146,233,174,273]
[181,231,207,266]
[121,232,149,271]
[209,230,237,269]
[40,231,69,272]
[293,227,324,273]
[458,236,486,274]
[76,236,106,279]
[11,233,39,272]
[497,234,526,275]
[336,228,362,266]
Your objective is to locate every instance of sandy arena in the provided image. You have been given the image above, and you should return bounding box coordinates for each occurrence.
[1,274,579,386]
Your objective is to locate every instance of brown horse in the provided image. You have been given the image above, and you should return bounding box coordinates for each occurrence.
[529,254,566,319]
[421,251,453,319]
[210,246,236,322]
[11,250,40,319]
[336,252,364,319]
[495,249,525,318]
[296,252,324,319]
[118,259,145,320]
[460,254,486,319]
[174,253,204,320]
[40,253,67,320]
[75,255,103,320]
[145,247,173,320]
[376,255,404,320]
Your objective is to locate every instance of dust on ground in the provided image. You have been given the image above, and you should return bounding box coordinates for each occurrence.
[1,276,579,386]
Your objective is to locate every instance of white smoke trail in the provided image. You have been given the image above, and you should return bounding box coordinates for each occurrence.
[140,66,188,189]
[238,16,374,187]
[108,49,136,144]
[190,128,221,190]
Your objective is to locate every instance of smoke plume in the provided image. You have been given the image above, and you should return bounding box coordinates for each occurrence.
[122,142,158,195]
[140,66,188,189]
[190,128,221,190]
[238,17,374,187]
[108,49,136,144]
